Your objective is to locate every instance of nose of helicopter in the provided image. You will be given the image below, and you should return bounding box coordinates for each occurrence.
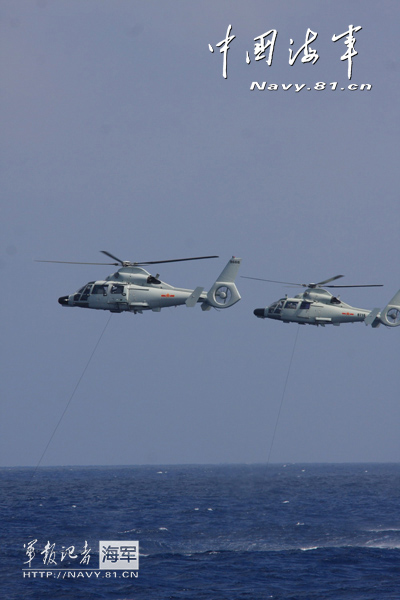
[253,308,265,318]
[58,295,69,306]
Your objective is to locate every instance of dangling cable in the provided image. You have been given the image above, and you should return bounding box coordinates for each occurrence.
[31,314,113,480]
[266,325,300,465]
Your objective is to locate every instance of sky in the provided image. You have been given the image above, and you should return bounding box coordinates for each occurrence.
[1,0,399,467]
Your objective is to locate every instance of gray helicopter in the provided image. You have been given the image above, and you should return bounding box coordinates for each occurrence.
[244,275,400,328]
[38,252,241,314]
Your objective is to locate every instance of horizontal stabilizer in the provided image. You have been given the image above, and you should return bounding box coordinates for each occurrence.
[186,286,204,307]
[364,308,380,326]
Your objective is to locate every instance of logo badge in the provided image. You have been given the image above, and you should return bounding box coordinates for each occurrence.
[99,541,139,570]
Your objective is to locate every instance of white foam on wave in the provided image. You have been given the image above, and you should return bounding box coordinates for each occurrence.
[365,539,400,549]
[365,527,400,532]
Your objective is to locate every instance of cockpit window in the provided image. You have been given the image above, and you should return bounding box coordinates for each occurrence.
[92,284,108,295]
[284,301,299,309]
[74,283,94,302]
[273,300,285,314]
[111,284,125,295]
[300,301,311,310]
[268,302,278,314]
[80,283,94,301]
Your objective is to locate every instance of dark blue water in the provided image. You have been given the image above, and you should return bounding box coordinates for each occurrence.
[1,464,399,599]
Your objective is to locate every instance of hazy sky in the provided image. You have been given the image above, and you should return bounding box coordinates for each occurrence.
[1,1,399,467]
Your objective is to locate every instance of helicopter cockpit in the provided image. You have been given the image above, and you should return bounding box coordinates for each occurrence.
[73,282,95,302]
[268,298,311,315]
[58,271,161,308]
[268,299,285,314]
[58,281,128,307]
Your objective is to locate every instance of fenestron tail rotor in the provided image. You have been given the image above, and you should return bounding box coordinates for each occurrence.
[214,285,232,306]
[386,308,400,324]
[36,251,219,268]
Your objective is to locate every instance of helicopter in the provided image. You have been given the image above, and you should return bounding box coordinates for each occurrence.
[243,275,400,328]
[37,252,242,314]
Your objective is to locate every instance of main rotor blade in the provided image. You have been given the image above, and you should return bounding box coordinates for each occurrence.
[241,274,383,290]
[315,275,344,286]
[242,275,345,288]
[102,251,218,266]
[36,253,219,268]
[137,255,219,265]
[100,251,124,265]
[325,284,383,288]
[241,276,304,286]
[35,260,119,265]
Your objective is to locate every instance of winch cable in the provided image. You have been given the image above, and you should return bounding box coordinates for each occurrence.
[266,325,300,465]
[31,314,113,480]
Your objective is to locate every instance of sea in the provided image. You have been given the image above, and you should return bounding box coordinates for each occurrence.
[1,464,399,600]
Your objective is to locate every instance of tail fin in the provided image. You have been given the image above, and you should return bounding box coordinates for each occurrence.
[202,257,241,310]
[379,289,400,327]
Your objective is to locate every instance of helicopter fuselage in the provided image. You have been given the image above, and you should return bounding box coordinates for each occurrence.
[254,288,370,326]
[58,258,242,314]
[58,267,209,313]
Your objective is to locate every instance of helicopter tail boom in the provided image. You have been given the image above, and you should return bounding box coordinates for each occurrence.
[203,257,241,309]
